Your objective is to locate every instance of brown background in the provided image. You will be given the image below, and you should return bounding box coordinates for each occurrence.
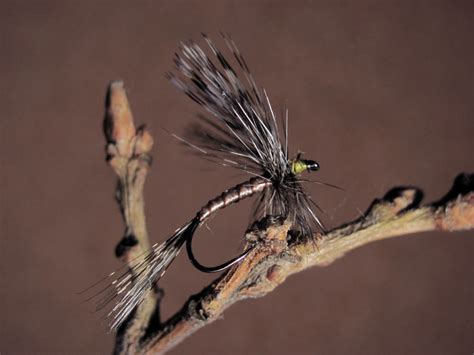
[2,1,473,354]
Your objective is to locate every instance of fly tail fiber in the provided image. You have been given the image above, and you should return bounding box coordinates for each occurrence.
[82,218,199,332]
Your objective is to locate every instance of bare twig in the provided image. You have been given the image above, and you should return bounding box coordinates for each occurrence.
[102,81,474,355]
[103,81,158,354]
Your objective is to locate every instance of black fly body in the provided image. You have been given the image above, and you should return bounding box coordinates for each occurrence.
[85,34,326,331]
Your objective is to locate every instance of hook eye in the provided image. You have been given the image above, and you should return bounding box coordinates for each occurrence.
[303,159,320,172]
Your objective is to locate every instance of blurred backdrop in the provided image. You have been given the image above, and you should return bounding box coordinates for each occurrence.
[2,1,473,354]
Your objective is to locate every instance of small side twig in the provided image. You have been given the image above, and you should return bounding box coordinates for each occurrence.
[103,81,158,354]
[102,81,474,355]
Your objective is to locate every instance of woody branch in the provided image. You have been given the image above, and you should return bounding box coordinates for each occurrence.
[102,81,474,355]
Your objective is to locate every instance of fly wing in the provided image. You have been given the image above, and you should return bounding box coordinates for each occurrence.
[168,34,288,180]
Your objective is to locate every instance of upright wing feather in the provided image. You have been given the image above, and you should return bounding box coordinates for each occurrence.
[168,34,288,181]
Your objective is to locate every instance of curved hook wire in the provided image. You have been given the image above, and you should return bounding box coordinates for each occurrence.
[186,230,254,273]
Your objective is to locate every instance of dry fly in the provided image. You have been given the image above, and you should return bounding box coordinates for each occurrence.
[83,33,330,331]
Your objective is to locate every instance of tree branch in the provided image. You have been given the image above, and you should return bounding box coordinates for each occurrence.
[102,81,474,355]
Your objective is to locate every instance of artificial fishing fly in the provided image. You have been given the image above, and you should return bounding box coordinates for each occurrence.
[85,33,325,331]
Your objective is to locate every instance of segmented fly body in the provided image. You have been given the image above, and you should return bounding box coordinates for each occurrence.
[86,34,325,331]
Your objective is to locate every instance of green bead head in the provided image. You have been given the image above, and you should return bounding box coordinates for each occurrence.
[290,153,320,175]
